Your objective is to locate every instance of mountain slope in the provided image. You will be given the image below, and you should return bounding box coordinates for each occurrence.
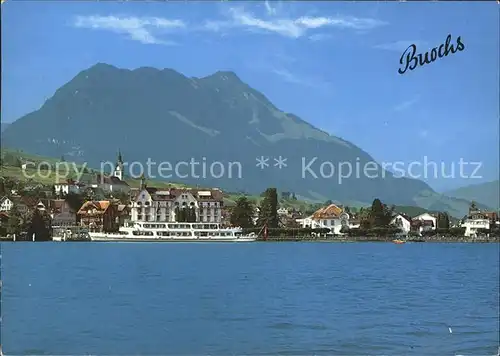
[444,180,499,210]
[1,63,441,209]
[1,123,10,133]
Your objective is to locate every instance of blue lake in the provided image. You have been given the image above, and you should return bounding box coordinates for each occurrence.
[1,242,499,355]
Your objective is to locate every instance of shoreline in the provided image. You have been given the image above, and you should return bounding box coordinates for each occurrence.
[258,236,500,243]
[1,236,498,243]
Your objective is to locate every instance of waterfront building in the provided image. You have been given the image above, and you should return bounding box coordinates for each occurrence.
[411,213,437,233]
[296,204,349,234]
[390,214,411,235]
[77,200,121,232]
[50,199,77,227]
[462,217,490,237]
[129,178,224,223]
[461,203,494,237]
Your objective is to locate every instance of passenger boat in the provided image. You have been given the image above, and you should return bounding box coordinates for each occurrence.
[392,239,405,244]
[88,222,257,242]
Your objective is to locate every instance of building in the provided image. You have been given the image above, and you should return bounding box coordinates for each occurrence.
[0,196,13,212]
[296,215,312,227]
[54,179,83,196]
[77,201,120,232]
[116,204,130,226]
[277,207,290,216]
[51,199,77,227]
[10,196,38,215]
[391,214,411,235]
[461,204,495,237]
[411,219,435,234]
[94,174,130,194]
[462,216,490,237]
[129,179,224,223]
[296,204,349,234]
[76,152,130,195]
[412,213,437,231]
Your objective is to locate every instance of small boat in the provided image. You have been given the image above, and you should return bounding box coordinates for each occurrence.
[392,239,405,244]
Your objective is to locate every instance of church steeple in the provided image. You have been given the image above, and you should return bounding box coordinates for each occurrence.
[113,150,124,181]
[117,150,123,164]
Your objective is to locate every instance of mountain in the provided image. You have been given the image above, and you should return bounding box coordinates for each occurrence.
[0,63,477,217]
[1,123,11,133]
[444,180,499,211]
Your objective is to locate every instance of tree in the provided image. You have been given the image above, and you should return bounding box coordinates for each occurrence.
[230,197,254,228]
[112,191,130,205]
[2,152,18,166]
[187,207,197,222]
[437,212,450,230]
[175,207,188,222]
[325,200,333,205]
[27,209,52,241]
[181,208,188,222]
[65,193,85,214]
[6,206,22,236]
[257,188,279,228]
[369,199,393,228]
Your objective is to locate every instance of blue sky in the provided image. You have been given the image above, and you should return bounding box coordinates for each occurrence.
[2,1,498,191]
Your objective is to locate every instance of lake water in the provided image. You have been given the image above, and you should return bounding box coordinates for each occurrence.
[1,242,499,355]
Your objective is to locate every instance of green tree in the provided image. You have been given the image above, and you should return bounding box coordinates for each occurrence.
[27,209,52,241]
[369,199,393,228]
[65,193,85,214]
[230,197,254,228]
[257,188,279,228]
[6,206,22,235]
[2,152,18,166]
[325,200,333,205]
[175,207,188,222]
[437,212,450,230]
[112,191,130,204]
[186,207,197,222]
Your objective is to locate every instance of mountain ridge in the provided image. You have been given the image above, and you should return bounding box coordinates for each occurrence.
[444,180,499,211]
[1,63,484,217]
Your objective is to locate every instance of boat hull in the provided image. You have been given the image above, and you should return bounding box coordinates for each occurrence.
[89,234,256,242]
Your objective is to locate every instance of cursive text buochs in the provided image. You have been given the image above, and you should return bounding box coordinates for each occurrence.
[398,34,465,75]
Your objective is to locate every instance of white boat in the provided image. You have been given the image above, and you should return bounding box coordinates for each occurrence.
[89,222,257,242]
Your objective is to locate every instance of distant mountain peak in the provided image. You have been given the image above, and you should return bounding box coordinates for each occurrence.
[88,62,119,71]
[202,70,242,82]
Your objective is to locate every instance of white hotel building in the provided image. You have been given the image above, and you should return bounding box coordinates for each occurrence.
[129,182,224,223]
